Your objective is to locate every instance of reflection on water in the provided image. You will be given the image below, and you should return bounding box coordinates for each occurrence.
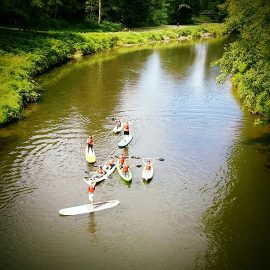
[88,213,97,234]
[0,38,270,269]
[197,119,270,269]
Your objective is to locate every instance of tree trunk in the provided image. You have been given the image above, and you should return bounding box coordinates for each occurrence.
[98,0,101,24]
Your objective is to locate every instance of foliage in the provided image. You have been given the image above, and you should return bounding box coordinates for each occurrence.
[0,0,225,28]
[167,0,202,24]
[0,24,225,126]
[200,0,226,21]
[217,0,270,121]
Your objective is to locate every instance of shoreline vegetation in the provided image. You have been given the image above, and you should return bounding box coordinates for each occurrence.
[0,23,226,127]
[216,0,270,124]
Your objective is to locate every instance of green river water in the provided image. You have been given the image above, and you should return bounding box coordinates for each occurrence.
[0,38,270,270]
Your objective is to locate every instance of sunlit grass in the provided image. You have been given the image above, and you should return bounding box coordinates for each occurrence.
[0,23,226,126]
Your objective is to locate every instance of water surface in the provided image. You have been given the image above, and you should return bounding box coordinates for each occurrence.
[0,38,270,269]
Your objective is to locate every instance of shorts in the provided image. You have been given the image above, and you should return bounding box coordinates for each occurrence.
[124,131,129,135]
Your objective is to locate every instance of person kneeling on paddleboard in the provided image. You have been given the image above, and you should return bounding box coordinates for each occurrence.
[87,135,94,152]
[123,122,129,136]
[146,160,152,171]
[106,158,115,170]
[122,163,129,176]
[96,165,105,178]
[118,154,127,169]
[88,181,96,207]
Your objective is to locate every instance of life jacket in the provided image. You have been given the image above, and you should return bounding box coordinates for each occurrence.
[87,138,93,144]
[123,165,129,173]
[97,168,104,175]
[119,157,125,165]
[88,185,95,193]
[123,123,129,131]
[146,164,151,170]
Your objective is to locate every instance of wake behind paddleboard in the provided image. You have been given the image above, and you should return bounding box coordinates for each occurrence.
[59,200,119,216]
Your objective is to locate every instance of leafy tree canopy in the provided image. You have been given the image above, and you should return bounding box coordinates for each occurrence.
[0,0,223,28]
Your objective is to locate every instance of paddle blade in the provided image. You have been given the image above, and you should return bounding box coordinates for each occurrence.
[158,158,165,161]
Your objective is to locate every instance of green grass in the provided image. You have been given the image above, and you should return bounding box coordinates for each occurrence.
[0,23,226,127]
[193,15,217,24]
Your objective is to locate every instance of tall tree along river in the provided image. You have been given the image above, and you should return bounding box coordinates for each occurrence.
[0,38,269,270]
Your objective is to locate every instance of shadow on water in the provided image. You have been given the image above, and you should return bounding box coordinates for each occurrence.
[143,179,152,185]
[196,124,270,269]
[244,132,270,171]
[119,178,132,188]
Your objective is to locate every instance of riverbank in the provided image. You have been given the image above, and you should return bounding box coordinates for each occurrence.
[0,23,226,127]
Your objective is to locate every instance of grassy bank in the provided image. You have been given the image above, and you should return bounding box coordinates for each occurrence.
[0,23,226,127]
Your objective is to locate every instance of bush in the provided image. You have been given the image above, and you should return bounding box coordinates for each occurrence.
[0,23,225,126]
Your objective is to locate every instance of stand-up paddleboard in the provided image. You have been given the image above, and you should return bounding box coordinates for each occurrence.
[59,200,119,216]
[86,173,108,184]
[113,123,123,134]
[117,135,133,148]
[103,162,116,176]
[85,146,96,163]
[142,165,154,181]
[142,158,154,181]
[83,160,116,184]
[116,161,132,181]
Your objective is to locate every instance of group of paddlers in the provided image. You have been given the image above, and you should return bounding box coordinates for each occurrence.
[84,119,152,207]
[115,118,130,135]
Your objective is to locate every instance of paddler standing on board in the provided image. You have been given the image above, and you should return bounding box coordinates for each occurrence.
[123,122,129,136]
[86,135,94,152]
[88,180,96,207]
[118,153,128,169]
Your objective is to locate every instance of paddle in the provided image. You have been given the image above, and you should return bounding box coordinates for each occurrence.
[114,155,130,160]
[130,156,165,162]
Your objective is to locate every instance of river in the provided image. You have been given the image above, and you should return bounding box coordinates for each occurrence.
[0,38,269,270]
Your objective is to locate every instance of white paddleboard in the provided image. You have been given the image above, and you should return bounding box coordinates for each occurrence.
[117,135,133,148]
[59,200,119,216]
[142,166,154,181]
[113,123,123,133]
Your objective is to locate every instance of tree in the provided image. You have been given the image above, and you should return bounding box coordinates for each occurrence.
[98,0,101,23]
[217,0,270,121]
[148,0,168,25]
[85,0,102,23]
[200,0,226,21]
[167,0,201,24]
